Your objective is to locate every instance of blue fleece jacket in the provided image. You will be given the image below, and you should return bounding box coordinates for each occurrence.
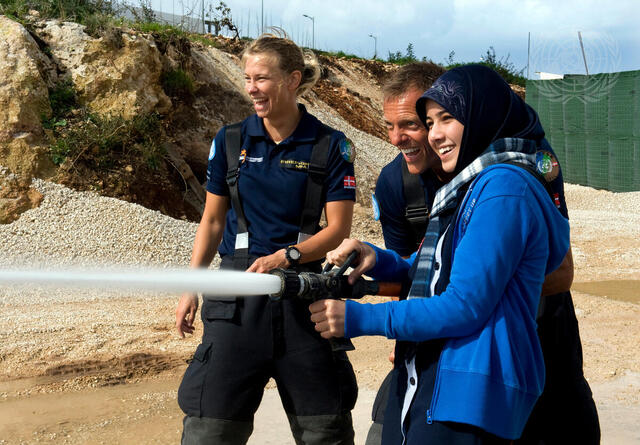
[346,164,570,439]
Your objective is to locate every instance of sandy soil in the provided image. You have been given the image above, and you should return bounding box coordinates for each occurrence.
[1,184,639,444]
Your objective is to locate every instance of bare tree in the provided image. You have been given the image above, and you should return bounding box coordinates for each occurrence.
[206,1,239,39]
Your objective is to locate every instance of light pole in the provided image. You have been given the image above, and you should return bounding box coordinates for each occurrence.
[369,34,377,59]
[303,14,315,49]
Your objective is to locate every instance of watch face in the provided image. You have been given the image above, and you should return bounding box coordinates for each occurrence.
[288,247,301,261]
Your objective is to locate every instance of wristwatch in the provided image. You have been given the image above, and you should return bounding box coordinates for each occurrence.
[285,246,302,267]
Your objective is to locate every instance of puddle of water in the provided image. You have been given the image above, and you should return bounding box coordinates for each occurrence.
[572,280,639,304]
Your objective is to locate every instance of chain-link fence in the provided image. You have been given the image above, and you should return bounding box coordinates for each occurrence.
[123,0,315,48]
[527,70,640,192]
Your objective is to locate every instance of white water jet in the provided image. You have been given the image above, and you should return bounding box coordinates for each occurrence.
[0,268,282,297]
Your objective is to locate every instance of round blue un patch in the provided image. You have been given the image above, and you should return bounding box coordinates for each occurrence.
[340,138,356,163]
[535,150,559,182]
[371,193,380,221]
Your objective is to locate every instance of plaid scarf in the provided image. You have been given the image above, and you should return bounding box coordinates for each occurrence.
[408,138,537,299]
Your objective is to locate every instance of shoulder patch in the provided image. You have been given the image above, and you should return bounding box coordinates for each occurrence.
[343,175,356,190]
[339,138,356,163]
[536,150,560,182]
[371,193,380,221]
[208,139,216,160]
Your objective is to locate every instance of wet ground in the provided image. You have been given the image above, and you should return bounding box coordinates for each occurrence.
[573,280,639,305]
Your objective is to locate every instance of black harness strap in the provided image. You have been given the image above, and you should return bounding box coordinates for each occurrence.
[497,160,557,320]
[224,123,251,270]
[224,122,332,270]
[401,157,430,250]
[298,123,332,241]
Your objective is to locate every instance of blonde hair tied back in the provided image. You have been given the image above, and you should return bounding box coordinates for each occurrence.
[242,27,320,97]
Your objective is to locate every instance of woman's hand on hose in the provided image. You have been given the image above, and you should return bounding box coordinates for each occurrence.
[176,292,199,338]
[309,299,346,339]
[326,239,376,284]
[246,249,289,273]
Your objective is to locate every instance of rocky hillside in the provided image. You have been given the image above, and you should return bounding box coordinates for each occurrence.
[0,14,447,224]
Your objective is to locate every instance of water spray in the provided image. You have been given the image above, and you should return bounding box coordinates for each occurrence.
[0,252,403,300]
[0,253,403,351]
[0,268,282,296]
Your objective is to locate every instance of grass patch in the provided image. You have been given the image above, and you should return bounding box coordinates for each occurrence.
[50,138,73,165]
[48,80,76,117]
[161,69,194,99]
[318,49,363,61]
[0,0,117,23]
[48,111,166,170]
[132,20,187,37]
[42,80,76,130]
[188,33,221,48]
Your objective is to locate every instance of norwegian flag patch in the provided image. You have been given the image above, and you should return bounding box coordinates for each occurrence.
[343,175,356,189]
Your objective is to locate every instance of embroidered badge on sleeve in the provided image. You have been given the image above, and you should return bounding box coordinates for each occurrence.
[343,175,356,190]
[536,150,560,182]
[340,138,356,163]
[371,193,380,220]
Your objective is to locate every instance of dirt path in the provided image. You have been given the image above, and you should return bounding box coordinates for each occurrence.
[1,183,639,444]
[0,371,378,445]
[1,311,639,445]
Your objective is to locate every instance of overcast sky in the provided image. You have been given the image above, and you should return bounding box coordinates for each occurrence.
[149,0,640,77]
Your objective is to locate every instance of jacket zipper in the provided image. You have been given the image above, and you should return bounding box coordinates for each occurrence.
[427,357,443,425]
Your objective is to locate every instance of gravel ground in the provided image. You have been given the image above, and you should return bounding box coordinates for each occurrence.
[1,169,639,444]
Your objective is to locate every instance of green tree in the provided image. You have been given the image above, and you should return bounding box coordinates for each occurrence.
[445,46,526,87]
[387,43,418,65]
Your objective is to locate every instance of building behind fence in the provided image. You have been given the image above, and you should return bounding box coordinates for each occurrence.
[526,70,640,192]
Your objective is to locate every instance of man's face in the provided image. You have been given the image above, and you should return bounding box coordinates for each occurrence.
[383,88,439,175]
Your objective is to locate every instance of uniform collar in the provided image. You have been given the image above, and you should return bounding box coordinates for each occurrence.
[246,104,319,144]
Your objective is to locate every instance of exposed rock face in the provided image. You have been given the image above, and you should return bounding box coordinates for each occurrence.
[0,16,54,177]
[168,45,253,178]
[0,14,401,215]
[0,17,50,143]
[36,20,172,119]
[0,169,43,224]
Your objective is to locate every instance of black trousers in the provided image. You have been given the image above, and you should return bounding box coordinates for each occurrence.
[177,255,357,439]
[516,291,600,444]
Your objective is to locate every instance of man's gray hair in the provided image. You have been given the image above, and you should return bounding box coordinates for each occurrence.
[382,62,446,101]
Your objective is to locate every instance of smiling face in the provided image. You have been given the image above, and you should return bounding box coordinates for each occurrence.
[425,99,464,175]
[243,53,300,120]
[383,88,439,175]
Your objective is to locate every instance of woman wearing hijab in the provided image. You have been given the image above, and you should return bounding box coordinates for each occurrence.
[309,65,570,444]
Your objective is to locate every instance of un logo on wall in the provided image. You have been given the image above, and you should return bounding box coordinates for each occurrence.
[529,31,621,103]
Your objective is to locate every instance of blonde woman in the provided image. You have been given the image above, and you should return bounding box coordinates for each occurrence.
[176,33,358,444]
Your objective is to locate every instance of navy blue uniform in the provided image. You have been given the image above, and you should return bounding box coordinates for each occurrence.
[207,106,356,257]
[368,142,600,444]
[178,106,358,445]
[374,153,442,256]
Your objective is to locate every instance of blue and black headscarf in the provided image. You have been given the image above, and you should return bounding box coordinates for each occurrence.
[408,65,545,299]
[415,64,544,177]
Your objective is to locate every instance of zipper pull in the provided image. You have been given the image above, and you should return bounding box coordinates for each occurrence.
[426,409,433,424]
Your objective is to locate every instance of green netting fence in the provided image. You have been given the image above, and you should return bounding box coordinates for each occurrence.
[526,70,640,192]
